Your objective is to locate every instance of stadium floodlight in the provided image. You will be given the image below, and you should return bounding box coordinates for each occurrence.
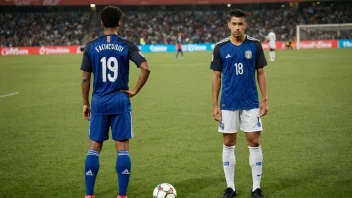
[90,4,96,8]
[227,4,231,7]
[296,23,352,49]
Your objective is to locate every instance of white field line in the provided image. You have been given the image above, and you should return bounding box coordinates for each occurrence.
[0,92,18,99]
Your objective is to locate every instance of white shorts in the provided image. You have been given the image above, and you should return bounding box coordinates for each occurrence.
[218,109,263,133]
[269,43,276,49]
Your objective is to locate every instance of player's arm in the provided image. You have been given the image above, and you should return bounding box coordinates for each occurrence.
[125,62,150,98]
[82,71,91,106]
[210,45,223,122]
[265,35,270,42]
[212,71,222,121]
[255,42,268,117]
[80,45,92,120]
[122,42,151,97]
[257,68,267,116]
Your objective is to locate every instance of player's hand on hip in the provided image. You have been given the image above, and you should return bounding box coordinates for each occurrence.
[121,89,137,98]
[83,105,91,121]
[259,100,268,117]
[213,105,222,122]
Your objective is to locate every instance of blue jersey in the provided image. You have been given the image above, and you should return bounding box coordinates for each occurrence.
[210,35,267,110]
[81,34,146,115]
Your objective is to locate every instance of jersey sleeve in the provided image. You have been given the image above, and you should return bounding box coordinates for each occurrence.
[127,41,147,67]
[80,44,92,72]
[254,42,268,69]
[210,45,223,71]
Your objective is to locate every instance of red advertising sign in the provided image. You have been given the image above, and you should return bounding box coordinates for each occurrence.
[261,40,338,50]
[295,40,338,49]
[0,46,82,56]
[261,41,286,50]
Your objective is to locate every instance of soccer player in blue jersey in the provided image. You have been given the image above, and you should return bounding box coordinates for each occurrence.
[80,6,151,198]
[210,9,268,198]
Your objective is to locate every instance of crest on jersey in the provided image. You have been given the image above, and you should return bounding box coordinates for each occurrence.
[245,50,252,59]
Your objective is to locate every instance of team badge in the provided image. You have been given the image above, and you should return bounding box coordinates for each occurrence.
[245,50,252,59]
[257,117,261,127]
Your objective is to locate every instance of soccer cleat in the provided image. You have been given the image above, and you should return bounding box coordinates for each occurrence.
[220,187,237,198]
[117,196,128,198]
[251,188,266,198]
[84,196,95,198]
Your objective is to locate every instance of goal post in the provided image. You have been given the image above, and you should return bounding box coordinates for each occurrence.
[296,23,352,49]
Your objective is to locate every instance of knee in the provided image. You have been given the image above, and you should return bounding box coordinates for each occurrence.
[115,139,129,152]
[247,138,260,147]
[89,140,103,152]
[223,135,236,146]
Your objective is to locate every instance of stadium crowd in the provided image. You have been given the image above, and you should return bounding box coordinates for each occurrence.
[0,2,351,47]
[0,12,89,47]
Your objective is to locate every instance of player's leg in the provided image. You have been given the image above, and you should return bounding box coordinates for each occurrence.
[272,48,276,61]
[85,115,110,197]
[175,51,179,58]
[111,112,133,198]
[180,49,183,58]
[246,132,263,194]
[115,140,130,198]
[239,109,265,198]
[269,48,274,61]
[219,110,239,198]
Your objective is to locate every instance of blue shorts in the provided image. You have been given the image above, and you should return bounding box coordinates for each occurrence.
[89,112,133,142]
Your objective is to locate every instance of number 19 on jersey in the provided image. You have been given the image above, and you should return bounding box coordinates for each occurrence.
[101,57,118,82]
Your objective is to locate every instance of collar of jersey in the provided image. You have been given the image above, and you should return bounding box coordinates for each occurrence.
[229,35,247,47]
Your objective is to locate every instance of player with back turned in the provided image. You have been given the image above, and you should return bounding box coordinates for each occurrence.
[210,9,268,198]
[80,6,151,198]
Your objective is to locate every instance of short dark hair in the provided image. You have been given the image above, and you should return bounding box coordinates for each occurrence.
[101,6,123,28]
[227,9,248,21]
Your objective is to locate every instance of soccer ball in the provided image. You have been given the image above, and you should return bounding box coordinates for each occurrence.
[153,183,177,198]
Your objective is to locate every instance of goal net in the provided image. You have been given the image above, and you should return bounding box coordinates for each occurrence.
[296,23,352,49]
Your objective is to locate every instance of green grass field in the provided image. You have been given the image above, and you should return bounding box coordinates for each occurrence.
[0,49,352,198]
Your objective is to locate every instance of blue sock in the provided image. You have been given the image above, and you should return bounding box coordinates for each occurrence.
[85,149,100,195]
[116,150,131,196]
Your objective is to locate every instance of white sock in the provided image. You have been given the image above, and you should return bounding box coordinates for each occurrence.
[272,51,276,60]
[222,145,236,191]
[269,52,274,61]
[249,146,263,192]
